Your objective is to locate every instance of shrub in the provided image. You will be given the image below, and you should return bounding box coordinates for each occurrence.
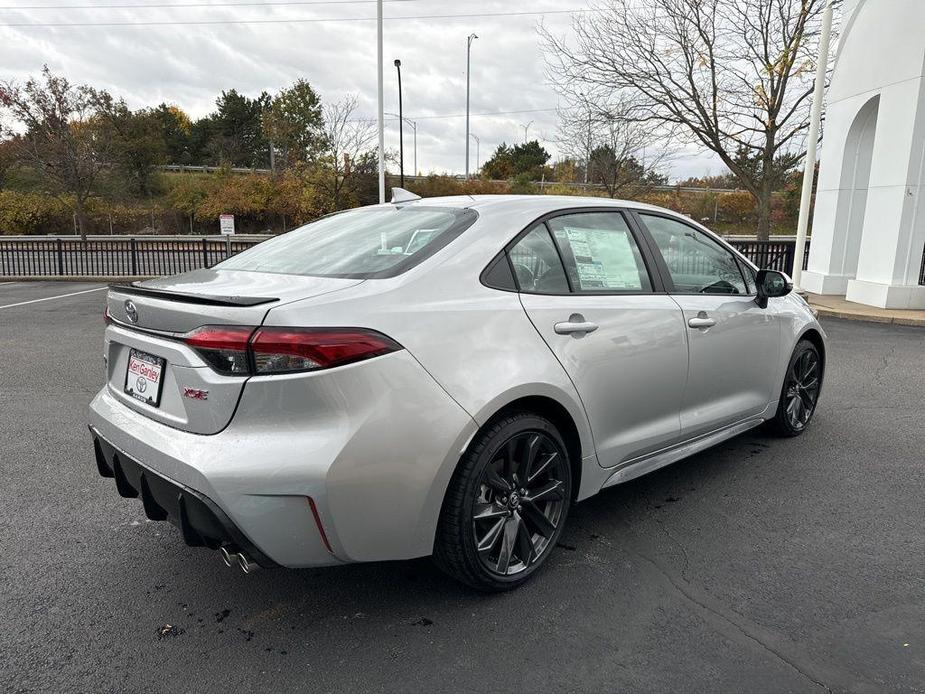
[509,173,536,195]
[717,191,756,223]
[397,175,510,199]
[0,191,71,235]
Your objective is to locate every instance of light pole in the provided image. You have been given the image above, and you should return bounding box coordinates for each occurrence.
[387,112,417,175]
[376,0,385,202]
[409,119,417,175]
[793,0,834,289]
[521,120,533,143]
[469,133,480,174]
[579,92,592,184]
[465,32,478,180]
[394,58,404,187]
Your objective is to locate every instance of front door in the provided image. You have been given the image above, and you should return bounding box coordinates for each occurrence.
[512,211,688,468]
[635,212,780,437]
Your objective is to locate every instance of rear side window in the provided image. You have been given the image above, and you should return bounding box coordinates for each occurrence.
[217,206,477,279]
[547,212,652,293]
[640,214,747,295]
[508,224,570,294]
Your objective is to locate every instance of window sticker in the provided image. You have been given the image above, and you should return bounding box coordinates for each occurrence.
[563,226,643,290]
[576,260,607,286]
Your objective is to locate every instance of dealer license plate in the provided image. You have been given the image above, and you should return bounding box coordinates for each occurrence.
[124,348,166,407]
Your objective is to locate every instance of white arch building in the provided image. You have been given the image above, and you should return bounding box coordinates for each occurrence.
[804,0,925,308]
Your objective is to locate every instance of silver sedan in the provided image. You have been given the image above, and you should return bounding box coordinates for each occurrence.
[89,193,825,591]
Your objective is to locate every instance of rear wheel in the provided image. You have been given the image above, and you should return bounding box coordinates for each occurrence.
[768,340,822,436]
[434,413,572,591]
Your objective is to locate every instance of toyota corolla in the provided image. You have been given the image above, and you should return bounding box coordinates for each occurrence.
[89,192,825,591]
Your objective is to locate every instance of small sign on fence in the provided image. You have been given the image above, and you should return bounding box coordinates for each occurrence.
[219,214,235,236]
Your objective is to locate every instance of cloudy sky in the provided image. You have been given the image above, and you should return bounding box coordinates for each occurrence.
[1,0,720,179]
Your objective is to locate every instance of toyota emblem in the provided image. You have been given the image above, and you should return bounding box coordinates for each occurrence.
[124,300,138,324]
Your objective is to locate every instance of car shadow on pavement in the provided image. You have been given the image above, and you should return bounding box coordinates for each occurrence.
[98,428,780,621]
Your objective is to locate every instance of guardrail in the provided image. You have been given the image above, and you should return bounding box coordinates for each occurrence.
[161,164,273,175]
[159,164,749,195]
[0,234,810,279]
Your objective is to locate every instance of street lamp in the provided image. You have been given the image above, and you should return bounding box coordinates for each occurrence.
[394,58,404,187]
[376,0,384,202]
[387,112,417,176]
[579,92,592,184]
[469,133,480,175]
[520,120,534,143]
[465,32,478,180]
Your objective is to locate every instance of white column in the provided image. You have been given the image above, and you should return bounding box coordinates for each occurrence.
[846,79,925,308]
[793,0,833,290]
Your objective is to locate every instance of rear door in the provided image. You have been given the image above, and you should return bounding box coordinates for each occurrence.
[514,210,688,468]
[633,212,780,436]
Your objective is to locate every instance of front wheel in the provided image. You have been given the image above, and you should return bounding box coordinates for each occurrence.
[768,339,823,436]
[434,413,572,591]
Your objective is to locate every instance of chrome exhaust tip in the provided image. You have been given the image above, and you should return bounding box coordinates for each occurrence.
[220,545,237,568]
[237,553,260,574]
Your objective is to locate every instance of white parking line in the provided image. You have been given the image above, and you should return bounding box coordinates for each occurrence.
[0,286,107,309]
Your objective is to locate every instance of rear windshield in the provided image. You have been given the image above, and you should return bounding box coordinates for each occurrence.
[216,206,478,279]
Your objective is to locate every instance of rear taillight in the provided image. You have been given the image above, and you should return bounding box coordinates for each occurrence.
[250,327,402,374]
[183,325,255,375]
[182,325,401,376]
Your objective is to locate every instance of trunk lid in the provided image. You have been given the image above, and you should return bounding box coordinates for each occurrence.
[104,269,363,434]
[108,268,361,332]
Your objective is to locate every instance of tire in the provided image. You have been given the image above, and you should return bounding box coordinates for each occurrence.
[767,339,823,437]
[433,412,572,591]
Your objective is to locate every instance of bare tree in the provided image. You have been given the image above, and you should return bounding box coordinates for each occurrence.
[0,67,113,239]
[542,0,832,239]
[557,97,670,198]
[308,95,378,210]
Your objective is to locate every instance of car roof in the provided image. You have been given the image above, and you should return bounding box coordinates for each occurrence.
[380,194,672,217]
[376,193,759,271]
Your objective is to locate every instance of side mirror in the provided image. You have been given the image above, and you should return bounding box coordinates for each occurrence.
[756,269,792,309]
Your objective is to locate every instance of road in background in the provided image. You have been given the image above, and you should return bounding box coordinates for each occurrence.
[1,283,922,693]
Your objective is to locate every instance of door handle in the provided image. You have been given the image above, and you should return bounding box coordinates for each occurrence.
[688,313,716,329]
[554,314,599,335]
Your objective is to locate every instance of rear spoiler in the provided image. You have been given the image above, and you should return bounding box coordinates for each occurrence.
[109,283,279,307]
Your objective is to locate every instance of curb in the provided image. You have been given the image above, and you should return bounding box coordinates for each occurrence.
[812,306,925,328]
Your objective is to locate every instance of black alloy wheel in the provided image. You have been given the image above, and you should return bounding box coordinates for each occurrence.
[434,413,572,591]
[769,339,823,436]
[472,430,569,577]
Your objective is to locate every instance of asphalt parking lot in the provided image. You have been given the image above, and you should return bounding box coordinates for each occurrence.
[1,281,923,694]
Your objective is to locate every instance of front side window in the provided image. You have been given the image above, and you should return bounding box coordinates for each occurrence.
[217,206,477,279]
[640,214,747,295]
[547,212,652,293]
[738,260,758,294]
[508,224,570,294]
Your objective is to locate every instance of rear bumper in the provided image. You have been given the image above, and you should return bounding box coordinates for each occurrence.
[91,428,279,568]
[87,349,479,569]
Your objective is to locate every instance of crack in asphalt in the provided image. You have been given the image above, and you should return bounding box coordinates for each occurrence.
[634,548,832,693]
[617,524,881,694]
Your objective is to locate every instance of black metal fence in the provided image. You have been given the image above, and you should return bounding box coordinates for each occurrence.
[0,235,819,280]
[730,239,807,274]
[0,236,266,277]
